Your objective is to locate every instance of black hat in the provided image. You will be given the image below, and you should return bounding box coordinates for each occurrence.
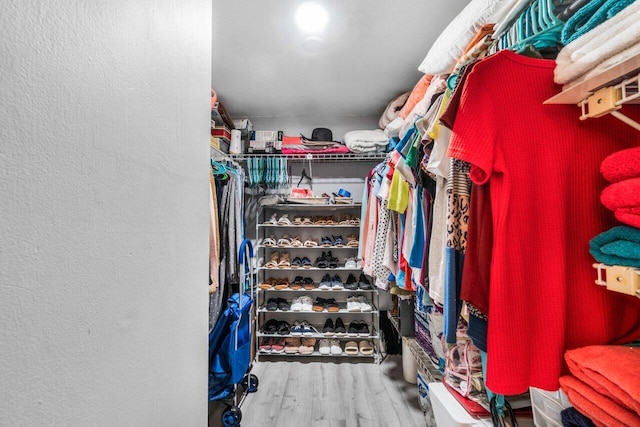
[300,127,338,144]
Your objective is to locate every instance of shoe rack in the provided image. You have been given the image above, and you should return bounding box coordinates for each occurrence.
[255,203,380,362]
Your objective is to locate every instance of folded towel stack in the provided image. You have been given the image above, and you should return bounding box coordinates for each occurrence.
[554,0,640,86]
[600,146,640,183]
[591,147,640,264]
[559,345,640,427]
[599,147,640,228]
[589,225,640,268]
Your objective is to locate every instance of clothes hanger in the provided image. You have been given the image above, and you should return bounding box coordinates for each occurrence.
[492,0,564,54]
[210,160,229,180]
[297,167,312,188]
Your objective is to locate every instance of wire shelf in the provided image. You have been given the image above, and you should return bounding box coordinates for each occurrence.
[229,152,388,163]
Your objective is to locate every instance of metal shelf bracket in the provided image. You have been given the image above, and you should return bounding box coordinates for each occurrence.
[593,263,640,298]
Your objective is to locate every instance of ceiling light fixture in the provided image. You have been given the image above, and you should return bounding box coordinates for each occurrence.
[295,1,328,34]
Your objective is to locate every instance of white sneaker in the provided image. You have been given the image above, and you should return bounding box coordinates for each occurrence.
[347,296,361,312]
[344,257,357,269]
[290,297,303,311]
[318,338,331,355]
[300,295,314,312]
[357,295,372,312]
[330,339,342,355]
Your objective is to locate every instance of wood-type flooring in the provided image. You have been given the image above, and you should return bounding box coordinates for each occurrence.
[209,355,426,427]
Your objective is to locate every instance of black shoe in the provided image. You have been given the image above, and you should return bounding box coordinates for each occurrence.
[290,276,304,290]
[357,322,370,336]
[358,273,372,290]
[348,321,360,335]
[277,297,290,311]
[263,319,279,334]
[302,277,316,290]
[326,251,338,268]
[313,297,327,312]
[315,252,328,268]
[266,298,279,311]
[277,320,291,335]
[334,317,346,335]
[344,273,358,290]
[322,318,334,335]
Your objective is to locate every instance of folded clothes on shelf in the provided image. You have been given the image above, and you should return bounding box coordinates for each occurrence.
[565,345,640,416]
[589,225,640,268]
[559,375,640,427]
[601,178,640,228]
[600,146,640,184]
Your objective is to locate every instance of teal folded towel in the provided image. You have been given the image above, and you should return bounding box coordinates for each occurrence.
[590,225,640,268]
[561,0,636,45]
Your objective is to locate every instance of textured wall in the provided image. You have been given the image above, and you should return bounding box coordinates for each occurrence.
[0,1,211,425]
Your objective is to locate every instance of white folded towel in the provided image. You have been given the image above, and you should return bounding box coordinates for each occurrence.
[565,41,640,87]
[555,0,640,84]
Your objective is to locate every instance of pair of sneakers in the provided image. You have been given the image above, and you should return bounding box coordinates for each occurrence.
[266,298,289,311]
[259,337,285,353]
[290,295,313,312]
[346,295,372,312]
[318,274,344,290]
[290,320,318,336]
[318,338,342,355]
[322,318,346,335]
[347,320,370,336]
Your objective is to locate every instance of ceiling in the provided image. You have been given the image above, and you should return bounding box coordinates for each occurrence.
[212,0,469,122]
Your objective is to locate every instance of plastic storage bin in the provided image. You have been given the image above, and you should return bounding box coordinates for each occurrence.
[429,382,493,427]
[529,387,572,427]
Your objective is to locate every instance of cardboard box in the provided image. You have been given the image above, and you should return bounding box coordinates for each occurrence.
[211,125,231,141]
[248,130,283,153]
[210,136,230,153]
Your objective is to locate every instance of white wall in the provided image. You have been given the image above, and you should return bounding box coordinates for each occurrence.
[250,114,380,142]
[0,1,211,426]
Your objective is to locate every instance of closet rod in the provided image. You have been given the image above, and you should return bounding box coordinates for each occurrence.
[210,146,243,170]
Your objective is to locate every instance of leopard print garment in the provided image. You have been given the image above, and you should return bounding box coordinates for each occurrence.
[446,158,471,252]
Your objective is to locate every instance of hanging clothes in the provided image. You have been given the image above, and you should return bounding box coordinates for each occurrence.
[446,49,640,395]
[209,160,245,332]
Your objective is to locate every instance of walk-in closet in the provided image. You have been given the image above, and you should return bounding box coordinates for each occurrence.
[2,1,640,427]
[208,1,640,426]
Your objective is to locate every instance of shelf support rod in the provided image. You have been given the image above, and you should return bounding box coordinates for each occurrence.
[610,110,640,132]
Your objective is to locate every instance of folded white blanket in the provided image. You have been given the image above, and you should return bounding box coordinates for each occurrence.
[345,129,389,153]
[555,0,640,84]
[347,143,387,153]
[344,129,388,144]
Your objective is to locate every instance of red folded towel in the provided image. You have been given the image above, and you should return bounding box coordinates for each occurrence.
[564,345,640,417]
[559,375,640,427]
[601,146,640,183]
[601,178,640,227]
